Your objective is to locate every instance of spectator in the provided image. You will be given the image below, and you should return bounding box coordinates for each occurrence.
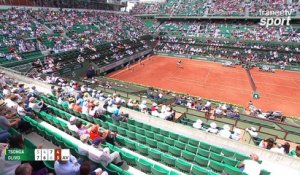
[289,145,300,158]
[206,122,218,134]
[245,127,258,138]
[88,147,124,167]
[54,155,81,175]
[192,119,203,129]
[282,142,290,155]
[238,153,262,175]
[218,125,231,139]
[15,163,32,175]
[79,160,108,175]
[68,116,79,133]
[28,97,44,112]
[230,128,241,141]
[270,143,284,154]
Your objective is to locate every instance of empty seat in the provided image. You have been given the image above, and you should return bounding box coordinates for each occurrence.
[161,154,176,167]
[198,148,210,158]
[186,144,198,154]
[209,152,224,162]
[209,160,225,173]
[164,137,175,146]
[182,150,195,162]
[191,165,209,175]
[149,149,161,161]
[174,140,186,150]
[137,159,152,173]
[136,134,147,144]
[223,166,242,175]
[157,142,169,152]
[195,155,209,167]
[175,159,192,173]
[152,165,169,175]
[136,144,149,156]
[146,138,157,148]
[154,134,165,142]
[200,142,211,150]
[169,146,181,157]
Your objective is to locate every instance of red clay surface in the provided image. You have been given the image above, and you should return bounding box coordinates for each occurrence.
[108,55,300,117]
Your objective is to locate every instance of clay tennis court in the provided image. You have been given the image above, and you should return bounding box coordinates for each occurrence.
[108,55,300,117]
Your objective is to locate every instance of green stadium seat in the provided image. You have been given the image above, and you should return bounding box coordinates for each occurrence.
[195,155,209,167]
[136,144,149,155]
[191,165,209,175]
[128,124,136,132]
[210,152,224,162]
[151,126,160,133]
[209,160,225,173]
[152,165,169,175]
[169,146,181,157]
[223,157,239,167]
[174,140,186,150]
[186,144,198,154]
[154,134,165,142]
[157,142,169,152]
[178,135,189,143]
[198,148,210,158]
[181,150,195,162]
[149,149,161,161]
[116,137,125,146]
[234,153,250,161]
[164,137,175,146]
[136,134,147,144]
[126,130,136,140]
[169,132,179,140]
[124,139,136,150]
[160,130,170,137]
[223,166,242,175]
[109,124,118,132]
[221,148,235,157]
[136,127,145,135]
[137,159,152,173]
[189,138,200,147]
[121,152,137,166]
[145,131,155,139]
[146,138,157,148]
[117,127,126,136]
[120,122,128,129]
[210,145,222,154]
[200,142,211,150]
[260,169,271,175]
[175,159,192,173]
[143,124,152,130]
[161,154,176,167]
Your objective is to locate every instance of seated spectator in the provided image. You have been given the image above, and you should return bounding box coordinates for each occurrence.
[139,100,148,113]
[88,147,124,167]
[76,121,92,137]
[230,128,241,141]
[270,143,285,154]
[289,145,300,158]
[17,102,34,118]
[259,138,275,150]
[282,142,290,155]
[238,154,262,175]
[5,94,19,110]
[245,127,258,138]
[89,125,109,146]
[54,155,81,175]
[28,97,45,112]
[68,116,79,133]
[15,163,32,175]
[204,101,211,111]
[192,119,203,129]
[150,103,160,117]
[111,105,128,122]
[73,101,83,113]
[218,125,231,139]
[206,122,218,134]
[80,160,108,175]
[215,105,223,115]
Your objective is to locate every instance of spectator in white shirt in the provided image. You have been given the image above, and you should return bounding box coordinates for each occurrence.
[230,128,241,141]
[28,97,44,112]
[68,116,79,133]
[193,119,203,129]
[206,122,218,134]
[139,100,148,113]
[245,127,258,138]
[17,102,34,118]
[270,143,285,154]
[5,94,18,110]
[218,124,231,139]
[238,154,262,175]
[88,147,124,167]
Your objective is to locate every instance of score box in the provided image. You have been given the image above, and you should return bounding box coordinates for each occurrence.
[34,149,42,161]
[61,149,70,161]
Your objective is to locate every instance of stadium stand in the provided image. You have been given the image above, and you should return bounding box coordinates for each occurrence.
[1,1,300,175]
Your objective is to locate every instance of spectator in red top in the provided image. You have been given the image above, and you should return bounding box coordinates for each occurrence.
[73,101,82,113]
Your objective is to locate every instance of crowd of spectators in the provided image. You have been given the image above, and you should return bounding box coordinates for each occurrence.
[0,8,150,63]
[131,0,299,16]
[0,72,127,175]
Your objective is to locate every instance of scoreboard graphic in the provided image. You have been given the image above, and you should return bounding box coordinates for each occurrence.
[5,148,70,161]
